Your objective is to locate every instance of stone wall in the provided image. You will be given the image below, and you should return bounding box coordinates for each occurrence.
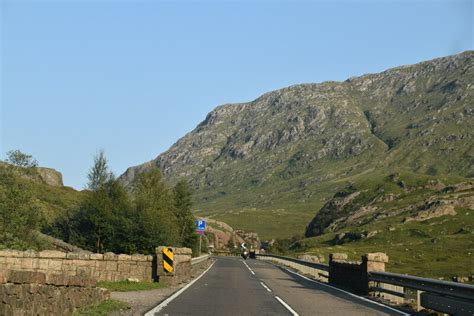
[0,270,110,315]
[329,252,388,295]
[0,250,153,282]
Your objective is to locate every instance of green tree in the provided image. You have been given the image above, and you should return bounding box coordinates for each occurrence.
[0,166,43,249]
[86,150,113,191]
[173,180,197,248]
[66,179,134,253]
[5,149,38,168]
[132,168,180,254]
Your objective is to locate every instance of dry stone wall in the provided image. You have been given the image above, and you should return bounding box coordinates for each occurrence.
[0,270,110,315]
[0,250,153,282]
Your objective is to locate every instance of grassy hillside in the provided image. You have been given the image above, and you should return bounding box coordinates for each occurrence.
[0,163,87,250]
[272,171,474,279]
[119,51,473,242]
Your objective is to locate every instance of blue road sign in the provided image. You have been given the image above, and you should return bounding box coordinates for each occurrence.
[195,220,206,231]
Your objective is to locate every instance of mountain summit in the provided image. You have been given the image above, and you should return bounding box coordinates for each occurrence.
[120,51,473,236]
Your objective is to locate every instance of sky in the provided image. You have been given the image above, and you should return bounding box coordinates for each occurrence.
[1,0,472,189]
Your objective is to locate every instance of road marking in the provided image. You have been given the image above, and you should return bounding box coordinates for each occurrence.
[280,266,410,316]
[145,260,216,316]
[260,281,272,292]
[275,296,299,316]
[242,260,255,275]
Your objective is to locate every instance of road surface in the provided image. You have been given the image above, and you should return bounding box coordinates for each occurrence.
[146,257,408,316]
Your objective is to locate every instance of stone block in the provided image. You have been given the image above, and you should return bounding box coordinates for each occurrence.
[103,252,117,260]
[90,253,104,260]
[117,254,131,261]
[67,252,90,260]
[8,271,46,284]
[330,253,348,261]
[175,247,192,255]
[175,255,191,263]
[39,251,66,259]
[0,271,6,284]
[95,260,107,271]
[105,261,117,271]
[23,250,38,258]
[363,253,389,263]
[131,254,147,262]
[117,263,131,273]
[62,260,77,272]
[21,258,34,270]
[38,259,49,270]
[48,260,63,271]
[46,274,69,286]
[0,250,23,257]
[146,255,154,262]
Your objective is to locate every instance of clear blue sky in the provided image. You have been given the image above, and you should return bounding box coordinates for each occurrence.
[1,0,472,189]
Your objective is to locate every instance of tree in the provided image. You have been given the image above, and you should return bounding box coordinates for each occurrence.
[5,150,38,168]
[173,180,197,248]
[63,179,134,253]
[0,166,42,249]
[86,150,114,191]
[132,167,180,253]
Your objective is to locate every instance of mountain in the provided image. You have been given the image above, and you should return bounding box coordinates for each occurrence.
[119,51,473,239]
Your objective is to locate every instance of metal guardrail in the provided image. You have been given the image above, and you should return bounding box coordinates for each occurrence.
[258,253,474,314]
[211,251,239,257]
[191,254,210,265]
[369,271,474,302]
[257,253,329,272]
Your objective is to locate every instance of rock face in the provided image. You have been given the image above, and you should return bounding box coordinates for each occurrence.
[119,51,474,215]
[37,167,64,187]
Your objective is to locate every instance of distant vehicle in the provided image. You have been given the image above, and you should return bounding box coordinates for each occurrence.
[241,243,249,260]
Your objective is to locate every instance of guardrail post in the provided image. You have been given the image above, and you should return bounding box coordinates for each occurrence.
[362,253,389,297]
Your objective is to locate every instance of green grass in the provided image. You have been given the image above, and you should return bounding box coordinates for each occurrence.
[74,300,129,315]
[97,280,167,292]
[288,205,474,280]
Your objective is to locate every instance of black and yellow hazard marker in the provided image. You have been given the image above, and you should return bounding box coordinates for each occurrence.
[162,247,174,273]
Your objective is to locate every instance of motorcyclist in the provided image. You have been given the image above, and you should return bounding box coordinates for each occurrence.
[241,243,249,260]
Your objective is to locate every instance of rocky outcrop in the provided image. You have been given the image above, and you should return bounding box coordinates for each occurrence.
[37,167,64,187]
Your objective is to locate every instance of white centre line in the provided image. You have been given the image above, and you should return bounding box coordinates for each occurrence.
[260,281,272,292]
[242,260,256,275]
[275,296,299,316]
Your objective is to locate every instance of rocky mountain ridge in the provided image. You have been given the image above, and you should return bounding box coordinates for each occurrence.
[119,51,473,237]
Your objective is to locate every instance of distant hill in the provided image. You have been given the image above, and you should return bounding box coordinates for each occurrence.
[119,51,473,239]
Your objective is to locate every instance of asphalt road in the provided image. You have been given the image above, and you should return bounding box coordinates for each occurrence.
[146,257,409,316]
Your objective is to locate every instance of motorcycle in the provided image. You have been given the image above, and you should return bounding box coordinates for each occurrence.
[241,243,249,260]
[241,249,249,260]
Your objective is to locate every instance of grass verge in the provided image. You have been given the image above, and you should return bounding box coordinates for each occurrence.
[97,280,167,292]
[74,300,129,315]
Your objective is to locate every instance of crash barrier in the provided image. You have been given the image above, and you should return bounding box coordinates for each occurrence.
[211,250,240,257]
[369,271,474,315]
[191,254,210,265]
[257,253,474,315]
[257,253,329,282]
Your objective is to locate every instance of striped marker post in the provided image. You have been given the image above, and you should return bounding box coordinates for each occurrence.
[162,247,174,273]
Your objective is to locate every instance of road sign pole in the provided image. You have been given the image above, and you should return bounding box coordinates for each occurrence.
[199,234,202,257]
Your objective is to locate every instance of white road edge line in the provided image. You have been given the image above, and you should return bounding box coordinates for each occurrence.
[260,281,272,292]
[145,260,216,316]
[281,266,410,316]
[275,296,299,316]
